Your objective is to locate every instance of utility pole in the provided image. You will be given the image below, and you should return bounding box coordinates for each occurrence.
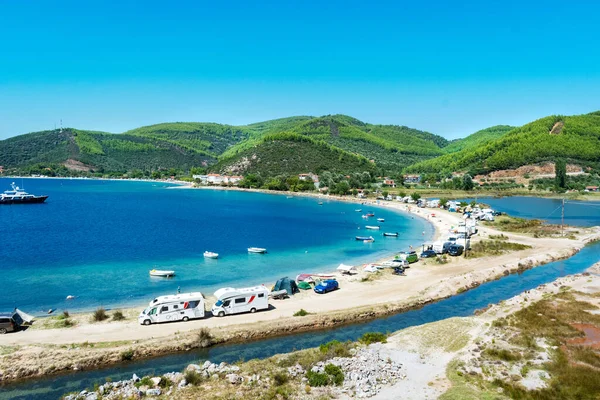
[561,198,565,237]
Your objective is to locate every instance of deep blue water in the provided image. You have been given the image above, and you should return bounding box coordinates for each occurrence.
[2,241,599,400]
[0,178,432,313]
[463,196,600,227]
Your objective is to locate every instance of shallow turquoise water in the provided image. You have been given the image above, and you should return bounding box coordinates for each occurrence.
[0,178,433,313]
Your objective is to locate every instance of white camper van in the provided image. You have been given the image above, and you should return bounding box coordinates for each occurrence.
[138,292,205,325]
[211,286,269,317]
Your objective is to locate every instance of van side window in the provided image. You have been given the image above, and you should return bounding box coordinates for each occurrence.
[173,305,178,309]
[0,318,9,323]
[160,306,168,313]
[234,298,245,304]
[223,300,231,307]
[189,301,199,308]
[258,293,264,298]
[150,308,157,315]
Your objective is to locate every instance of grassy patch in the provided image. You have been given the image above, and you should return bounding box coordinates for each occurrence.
[293,309,310,317]
[184,369,205,386]
[439,360,507,400]
[483,348,522,362]
[307,363,344,387]
[466,240,531,258]
[359,332,387,345]
[483,216,564,237]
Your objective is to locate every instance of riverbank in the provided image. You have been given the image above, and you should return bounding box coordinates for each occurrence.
[56,262,600,400]
[1,200,599,384]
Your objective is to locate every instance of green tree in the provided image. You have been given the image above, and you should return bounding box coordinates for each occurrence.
[335,180,350,195]
[382,190,389,198]
[555,159,567,190]
[411,192,421,202]
[440,198,449,208]
[462,174,474,191]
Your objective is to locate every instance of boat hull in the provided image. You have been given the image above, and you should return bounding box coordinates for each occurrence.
[0,195,48,204]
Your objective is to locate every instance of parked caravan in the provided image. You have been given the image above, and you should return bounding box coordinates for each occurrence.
[138,292,205,325]
[447,236,471,250]
[432,241,453,254]
[212,286,270,317]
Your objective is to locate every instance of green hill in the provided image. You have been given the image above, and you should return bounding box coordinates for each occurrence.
[406,112,600,175]
[212,132,376,176]
[443,125,515,154]
[220,115,448,172]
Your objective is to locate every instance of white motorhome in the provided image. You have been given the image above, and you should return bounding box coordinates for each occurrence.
[138,292,205,325]
[447,235,471,250]
[211,286,269,317]
[432,240,453,254]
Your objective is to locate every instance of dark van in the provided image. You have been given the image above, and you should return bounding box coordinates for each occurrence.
[0,312,23,334]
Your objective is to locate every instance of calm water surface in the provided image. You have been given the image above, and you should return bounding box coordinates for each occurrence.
[465,196,600,227]
[0,178,432,313]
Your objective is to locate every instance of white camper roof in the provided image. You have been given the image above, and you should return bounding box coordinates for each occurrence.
[214,286,268,300]
[149,292,204,306]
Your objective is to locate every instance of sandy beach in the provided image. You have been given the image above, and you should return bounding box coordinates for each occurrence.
[1,192,599,383]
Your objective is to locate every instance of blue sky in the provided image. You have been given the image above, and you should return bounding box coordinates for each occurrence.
[1,0,599,140]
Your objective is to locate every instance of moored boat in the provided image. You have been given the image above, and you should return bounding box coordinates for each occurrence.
[366,212,375,217]
[365,225,380,230]
[383,232,399,237]
[361,215,369,219]
[355,209,362,212]
[0,182,48,204]
[149,269,176,277]
[377,218,385,222]
[203,251,219,259]
[248,247,267,254]
[355,236,374,241]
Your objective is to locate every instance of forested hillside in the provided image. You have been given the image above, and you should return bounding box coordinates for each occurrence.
[406,112,600,175]
[212,132,376,176]
[443,125,515,154]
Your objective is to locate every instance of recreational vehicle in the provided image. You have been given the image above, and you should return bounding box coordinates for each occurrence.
[138,292,205,325]
[432,241,453,254]
[211,286,269,317]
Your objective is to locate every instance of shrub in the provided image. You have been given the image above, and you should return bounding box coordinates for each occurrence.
[272,371,289,386]
[324,364,344,386]
[92,307,108,322]
[60,311,70,319]
[319,340,352,357]
[359,332,387,345]
[120,349,134,361]
[294,309,309,317]
[112,310,125,321]
[157,376,172,388]
[135,376,154,388]
[184,370,204,386]
[307,371,330,387]
[197,328,213,347]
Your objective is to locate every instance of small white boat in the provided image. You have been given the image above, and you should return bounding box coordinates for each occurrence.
[149,269,176,277]
[362,215,369,219]
[363,238,375,243]
[355,209,362,212]
[248,247,267,254]
[204,251,219,259]
[365,225,380,230]
[383,232,399,237]
[377,218,385,222]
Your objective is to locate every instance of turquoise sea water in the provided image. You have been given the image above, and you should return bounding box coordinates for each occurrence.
[0,178,433,314]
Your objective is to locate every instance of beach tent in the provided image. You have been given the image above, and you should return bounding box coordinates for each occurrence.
[297,281,312,290]
[273,277,299,296]
[337,264,357,274]
[363,264,379,273]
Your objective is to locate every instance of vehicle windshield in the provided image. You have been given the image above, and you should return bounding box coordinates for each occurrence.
[142,307,150,315]
[215,300,223,307]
